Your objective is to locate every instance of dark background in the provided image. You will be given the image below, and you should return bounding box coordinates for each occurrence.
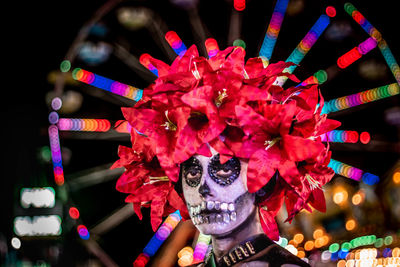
[2,0,399,266]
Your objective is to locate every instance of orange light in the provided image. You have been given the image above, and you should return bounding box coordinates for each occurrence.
[178,246,194,258]
[333,189,348,205]
[304,241,314,251]
[297,250,305,258]
[352,191,364,205]
[313,229,324,239]
[345,219,356,231]
[315,237,325,248]
[293,233,304,244]
[393,171,400,184]
[337,259,346,267]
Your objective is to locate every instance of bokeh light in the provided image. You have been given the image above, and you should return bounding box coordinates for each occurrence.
[345,219,357,231]
[325,6,336,17]
[393,171,400,184]
[69,207,80,219]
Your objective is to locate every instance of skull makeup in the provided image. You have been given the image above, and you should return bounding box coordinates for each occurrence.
[181,152,256,236]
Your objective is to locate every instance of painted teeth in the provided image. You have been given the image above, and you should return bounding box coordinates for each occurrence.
[189,201,237,225]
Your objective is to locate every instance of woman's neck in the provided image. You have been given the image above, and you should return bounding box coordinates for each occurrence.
[211,207,265,262]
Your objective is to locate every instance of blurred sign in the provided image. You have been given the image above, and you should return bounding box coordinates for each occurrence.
[13,215,62,236]
[20,187,55,208]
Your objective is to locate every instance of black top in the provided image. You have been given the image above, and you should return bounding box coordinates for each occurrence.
[191,234,310,267]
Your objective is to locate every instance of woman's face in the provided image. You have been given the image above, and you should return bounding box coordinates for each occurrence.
[181,152,256,236]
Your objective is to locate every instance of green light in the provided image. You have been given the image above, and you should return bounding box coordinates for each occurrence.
[280,237,288,247]
[329,243,340,253]
[341,242,351,252]
[374,238,383,248]
[60,60,71,73]
[233,39,246,49]
[344,3,356,15]
[40,146,52,162]
[314,70,328,83]
[384,236,393,245]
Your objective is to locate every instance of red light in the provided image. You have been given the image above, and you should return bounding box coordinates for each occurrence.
[139,53,151,67]
[352,11,365,24]
[337,47,362,69]
[205,38,219,57]
[69,207,80,219]
[360,132,370,144]
[165,31,182,49]
[234,0,245,11]
[326,6,336,17]
[133,253,150,267]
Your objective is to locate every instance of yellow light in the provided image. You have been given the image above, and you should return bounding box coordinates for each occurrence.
[321,235,330,246]
[304,240,314,251]
[345,219,356,231]
[392,247,400,257]
[178,254,193,267]
[351,191,364,206]
[313,228,324,239]
[293,233,304,244]
[333,189,348,205]
[393,171,400,184]
[178,246,194,258]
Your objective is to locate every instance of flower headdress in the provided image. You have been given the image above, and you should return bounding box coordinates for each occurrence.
[112,45,340,240]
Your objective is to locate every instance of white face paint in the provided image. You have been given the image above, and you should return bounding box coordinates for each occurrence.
[181,151,256,236]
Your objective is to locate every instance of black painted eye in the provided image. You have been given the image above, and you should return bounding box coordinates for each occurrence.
[182,157,202,187]
[208,154,241,186]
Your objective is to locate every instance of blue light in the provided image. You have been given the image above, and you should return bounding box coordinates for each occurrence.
[362,173,380,185]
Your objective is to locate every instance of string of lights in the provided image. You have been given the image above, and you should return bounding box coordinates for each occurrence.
[321,83,400,114]
[328,159,380,185]
[204,38,219,58]
[259,0,289,60]
[165,31,188,56]
[139,53,159,76]
[72,68,143,100]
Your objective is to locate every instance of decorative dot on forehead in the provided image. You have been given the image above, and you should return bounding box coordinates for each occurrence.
[208,154,241,186]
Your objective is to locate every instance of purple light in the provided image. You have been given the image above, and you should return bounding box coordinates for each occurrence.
[51,97,62,110]
[48,112,59,124]
[358,37,377,55]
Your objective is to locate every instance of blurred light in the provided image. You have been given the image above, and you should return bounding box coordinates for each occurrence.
[233,39,246,49]
[276,236,288,247]
[374,238,384,248]
[392,247,400,257]
[139,53,159,76]
[382,248,392,258]
[140,211,182,258]
[325,6,336,17]
[57,118,111,132]
[293,233,304,244]
[117,7,150,30]
[345,219,357,231]
[170,0,199,9]
[72,68,143,100]
[384,236,393,246]
[325,21,353,42]
[315,237,325,248]
[321,250,332,262]
[322,83,400,114]
[51,97,62,111]
[362,172,380,185]
[344,2,400,84]
[14,216,62,236]
[193,234,211,263]
[178,246,194,266]
[360,132,370,144]
[320,130,359,143]
[20,187,55,208]
[284,15,330,76]
[333,189,348,205]
[234,0,245,11]
[78,41,112,66]
[134,253,150,267]
[358,59,388,81]
[48,111,59,125]
[77,225,90,240]
[60,60,71,73]
[165,31,187,56]
[328,159,379,184]
[259,0,289,59]
[69,207,80,220]
[205,38,219,58]
[48,125,64,186]
[285,244,298,255]
[337,259,346,267]
[393,171,400,184]
[297,250,305,258]
[385,106,400,126]
[329,243,340,253]
[313,229,324,239]
[304,240,314,251]
[11,237,21,250]
[351,190,365,205]
[114,120,132,133]
[39,146,52,163]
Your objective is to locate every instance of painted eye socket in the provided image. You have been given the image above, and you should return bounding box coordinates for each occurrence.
[182,157,202,187]
[208,154,241,186]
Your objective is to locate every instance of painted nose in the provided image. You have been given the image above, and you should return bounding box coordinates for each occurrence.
[198,181,212,197]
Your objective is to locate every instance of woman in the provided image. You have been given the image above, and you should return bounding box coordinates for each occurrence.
[112,45,340,266]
